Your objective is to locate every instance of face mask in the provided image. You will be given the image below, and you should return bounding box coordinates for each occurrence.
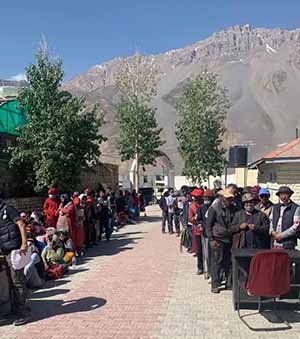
[49,194,55,199]
[245,205,254,213]
[204,200,210,205]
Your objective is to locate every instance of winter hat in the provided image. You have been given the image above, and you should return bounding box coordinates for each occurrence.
[191,188,204,197]
[258,188,270,196]
[48,187,57,195]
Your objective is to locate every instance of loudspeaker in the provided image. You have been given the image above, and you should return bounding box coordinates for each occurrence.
[228,146,248,168]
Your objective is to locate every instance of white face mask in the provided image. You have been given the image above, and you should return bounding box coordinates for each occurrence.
[49,195,55,199]
[203,199,210,205]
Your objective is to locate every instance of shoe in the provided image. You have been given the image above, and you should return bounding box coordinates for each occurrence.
[13,316,31,326]
[162,230,166,234]
[211,287,220,294]
[176,233,180,237]
[197,269,204,275]
[169,231,174,235]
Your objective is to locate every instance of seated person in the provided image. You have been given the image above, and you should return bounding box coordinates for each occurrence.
[230,193,270,249]
[41,234,65,279]
[24,232,45,289]
[57,229,75,266]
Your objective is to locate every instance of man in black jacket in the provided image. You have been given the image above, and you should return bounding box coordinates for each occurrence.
[0,194,31,325]
[230,193,270,249]
[206,188,240,294]
[270,186,300,249]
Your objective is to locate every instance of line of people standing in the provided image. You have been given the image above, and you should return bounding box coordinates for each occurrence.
[160,184,300,294]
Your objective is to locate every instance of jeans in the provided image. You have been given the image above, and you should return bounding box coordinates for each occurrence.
[162,211,168,232]
[168,212,174,233]
[6,253,31,317]
[210,241,232,289]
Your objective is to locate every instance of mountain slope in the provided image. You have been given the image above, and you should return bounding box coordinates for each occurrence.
[64,25,300,173]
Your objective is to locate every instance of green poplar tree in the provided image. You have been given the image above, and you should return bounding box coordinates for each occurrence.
[114,53,164,191]
[176,73,229,184]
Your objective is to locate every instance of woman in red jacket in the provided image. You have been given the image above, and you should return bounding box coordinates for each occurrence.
[188,188,204,274]
[43,188,59,228]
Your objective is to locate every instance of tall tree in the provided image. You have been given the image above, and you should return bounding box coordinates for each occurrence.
[176,73,230,184]
[114,53,164,191]
[10,49,105,192]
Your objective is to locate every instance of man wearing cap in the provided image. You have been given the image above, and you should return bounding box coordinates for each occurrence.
[43,188,58,228]
[206,188,240,293]
[270,186,300,249]
[256,188,273,218]
[230,193,270,249]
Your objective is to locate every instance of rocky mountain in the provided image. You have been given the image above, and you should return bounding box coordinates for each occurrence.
[63,25,300,173]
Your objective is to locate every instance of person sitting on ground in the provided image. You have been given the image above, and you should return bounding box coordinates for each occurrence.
[230,193,270,249]
[24,232,45,289]
[256,188,273,218]
[41,234,65,279]
[270,186,300,249]
[57,229,75,266]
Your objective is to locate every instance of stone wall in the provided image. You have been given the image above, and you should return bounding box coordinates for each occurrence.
[80,163,119,191]
[6,196,44,213]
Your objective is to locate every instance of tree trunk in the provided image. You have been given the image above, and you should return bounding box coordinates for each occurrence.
[135,151,139,192]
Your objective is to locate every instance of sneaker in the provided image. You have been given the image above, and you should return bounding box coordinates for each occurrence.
[13,316,31,326]
[211,287,220,294]
[197,269,204,275]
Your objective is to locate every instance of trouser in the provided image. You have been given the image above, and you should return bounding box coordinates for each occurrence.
[203,237,211,275]
[195,235,203,270]
[6,254,31,317]
[100,218,111,240]
[24,253,44,289]
[210,241,232,289]
[162,211,168,232]
[168,213,174,233]
[174,213,180,234]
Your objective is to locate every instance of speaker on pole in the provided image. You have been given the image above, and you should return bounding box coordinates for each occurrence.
[228,146,248,168]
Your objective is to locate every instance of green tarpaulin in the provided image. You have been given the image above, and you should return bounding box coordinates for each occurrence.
[0,100,26,136]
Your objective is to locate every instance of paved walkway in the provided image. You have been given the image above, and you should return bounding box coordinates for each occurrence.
[1,206,300,339]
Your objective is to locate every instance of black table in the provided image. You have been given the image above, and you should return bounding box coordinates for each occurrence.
[232,248,300,310]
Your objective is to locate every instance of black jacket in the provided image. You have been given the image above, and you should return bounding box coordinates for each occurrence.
[195,204,210,237]
[230,209,270,249]
[159,197,168,212]
[0,204,22,254]
[206,200,240,243]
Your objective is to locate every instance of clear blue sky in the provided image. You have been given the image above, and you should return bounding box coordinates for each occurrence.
[2,0,300,80]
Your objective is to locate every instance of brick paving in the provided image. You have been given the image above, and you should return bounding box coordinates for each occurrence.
[1,206,300,339]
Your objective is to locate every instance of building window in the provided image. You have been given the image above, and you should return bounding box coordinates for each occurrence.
[156,175,164,181]
[143,175,148,184]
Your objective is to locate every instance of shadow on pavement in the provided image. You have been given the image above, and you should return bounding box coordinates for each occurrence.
[30,296,107,322]
[30,288,70,299]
